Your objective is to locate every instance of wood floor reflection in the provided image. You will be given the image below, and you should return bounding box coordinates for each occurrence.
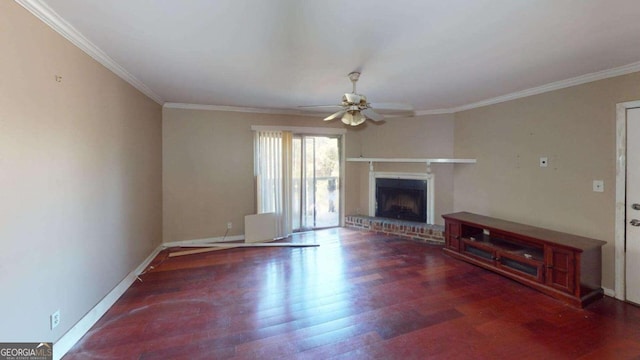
[64,228,640,359]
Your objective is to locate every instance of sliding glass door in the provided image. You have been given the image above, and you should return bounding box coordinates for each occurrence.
[292,135,340,231]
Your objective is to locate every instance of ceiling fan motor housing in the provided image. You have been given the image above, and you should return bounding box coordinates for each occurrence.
[342,94,368,108]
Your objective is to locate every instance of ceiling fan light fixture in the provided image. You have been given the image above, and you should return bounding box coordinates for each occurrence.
[342,110,365,126]
[341,112,353,125]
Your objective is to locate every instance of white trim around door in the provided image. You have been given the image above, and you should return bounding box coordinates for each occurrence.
[615,100,640,301]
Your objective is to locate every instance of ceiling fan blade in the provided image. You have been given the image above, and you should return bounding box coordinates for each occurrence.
[298,104,342,108]
[298,105,343,113]
[324,110,346,121]
[368,102,414,111]
[361,108,384,122]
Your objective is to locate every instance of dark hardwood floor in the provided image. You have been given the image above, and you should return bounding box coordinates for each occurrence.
[64,228,640,359]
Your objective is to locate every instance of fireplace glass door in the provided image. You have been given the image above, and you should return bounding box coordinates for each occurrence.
[292,135,340,231]
[375,178,428,222]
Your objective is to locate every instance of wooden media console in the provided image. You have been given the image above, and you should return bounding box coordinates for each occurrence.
[442,212,606,308]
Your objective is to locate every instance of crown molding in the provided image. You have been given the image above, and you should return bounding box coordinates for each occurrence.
[450,60,640,113]
[15,0,164,104]
[250,125,346,135]
[163,59,640,117]
[165,102,432,119]
[17,0,639,116]
[414,109,455,116]
[163,102,318,117]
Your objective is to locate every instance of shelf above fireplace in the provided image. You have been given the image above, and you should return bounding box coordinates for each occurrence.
[346,157,476,164]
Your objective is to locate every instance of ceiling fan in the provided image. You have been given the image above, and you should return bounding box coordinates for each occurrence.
[300,72,414,126]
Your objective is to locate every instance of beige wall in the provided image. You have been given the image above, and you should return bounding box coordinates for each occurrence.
[346,114,456,225]
[162,108,353,242]
[162,110,454,244]
[9,0,638,345]
[454,71,640,290]
[0,2,162,342]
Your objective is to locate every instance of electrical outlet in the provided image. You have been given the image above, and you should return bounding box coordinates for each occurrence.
[593,180,604,192]
[227,222,232,230]
[51,310,60,330]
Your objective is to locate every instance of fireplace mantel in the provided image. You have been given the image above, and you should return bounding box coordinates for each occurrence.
[346,157,476,164]
[347,157,476,173]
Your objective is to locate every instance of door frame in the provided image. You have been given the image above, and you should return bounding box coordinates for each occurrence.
[250,125,347,229]
[615,100,640,300]
[293,133,344,231]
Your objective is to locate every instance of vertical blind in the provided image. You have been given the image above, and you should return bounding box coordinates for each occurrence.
[254,130,292,237]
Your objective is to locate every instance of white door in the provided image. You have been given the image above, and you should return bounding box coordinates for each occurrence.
[626,107,640,304]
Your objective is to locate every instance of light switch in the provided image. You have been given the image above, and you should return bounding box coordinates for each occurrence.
[593,180,604,192]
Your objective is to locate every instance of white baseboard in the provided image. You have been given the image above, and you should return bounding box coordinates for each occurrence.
[53,245,162,360]
[52,234,245,360]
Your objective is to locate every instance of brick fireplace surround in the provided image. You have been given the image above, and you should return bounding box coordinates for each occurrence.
[345,215,444,245]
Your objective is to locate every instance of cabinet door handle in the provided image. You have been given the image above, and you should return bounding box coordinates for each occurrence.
[631,219,640,227]
[632,203,640,210]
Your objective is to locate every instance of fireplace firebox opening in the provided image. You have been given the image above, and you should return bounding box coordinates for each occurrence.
[375,178,427,222]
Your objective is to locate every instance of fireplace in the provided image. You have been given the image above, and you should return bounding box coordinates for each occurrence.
[375,178,427,222]
[368,171,434,224]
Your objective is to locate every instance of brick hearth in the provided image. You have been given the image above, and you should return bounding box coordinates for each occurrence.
[345,215,444,245]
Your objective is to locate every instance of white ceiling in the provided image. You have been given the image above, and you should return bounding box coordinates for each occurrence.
[27,0,640,113]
